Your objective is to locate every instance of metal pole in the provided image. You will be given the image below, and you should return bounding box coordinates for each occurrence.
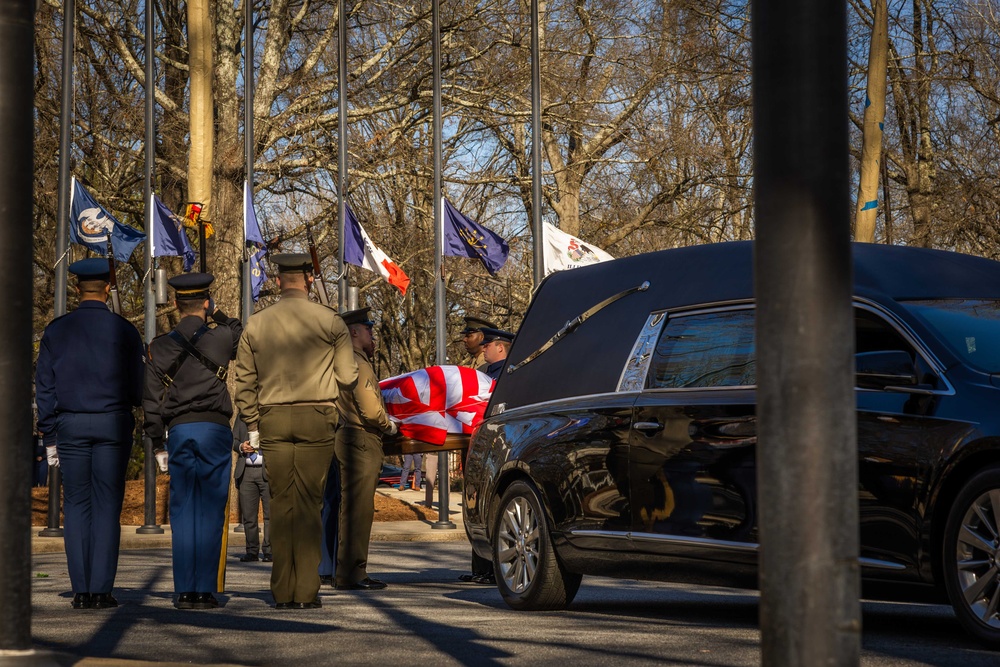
[242,0,254,324]
[138,0,163,535]
[529,0,544,287]
[41,0,75,540]
[0,0,36,654]
[337,0,348,312]
[431,0,455,530]
[751,0,859,664]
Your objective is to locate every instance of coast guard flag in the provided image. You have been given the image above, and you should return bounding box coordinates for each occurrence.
[151,194,196,272]
[542,222,615,276]
[343,204,410,295]
[244,181,268,301]
[380,365,493,445]
[69,177,146,262]
[442,198,509,275]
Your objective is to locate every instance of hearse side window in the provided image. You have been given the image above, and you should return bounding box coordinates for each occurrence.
[647,309,756,389]
[855,307,939,387]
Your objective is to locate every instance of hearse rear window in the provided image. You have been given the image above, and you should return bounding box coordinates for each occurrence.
[647,309,756,389]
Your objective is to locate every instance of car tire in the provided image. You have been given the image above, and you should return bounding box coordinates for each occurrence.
[492,479,582,610]
[943,465,1000,647]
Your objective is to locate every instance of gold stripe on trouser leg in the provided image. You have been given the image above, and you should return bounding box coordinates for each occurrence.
[217,478,231,592]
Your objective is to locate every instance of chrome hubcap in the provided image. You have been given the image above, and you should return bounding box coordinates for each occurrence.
[497,496,540,594]
[955,489,1000,628]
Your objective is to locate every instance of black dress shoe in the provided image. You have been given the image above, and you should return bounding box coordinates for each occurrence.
[335,577,387,591]
[71,593,92,609]
[193,593,219,609]
[457,574,476,583]
[274,602,294,609]
[91,593,119,609]
[319,575,334,586]
[239,553,259,562]
[471,573,496,585]
[295,597,322,609]
[261,554,273,562]
[175,592,196,609]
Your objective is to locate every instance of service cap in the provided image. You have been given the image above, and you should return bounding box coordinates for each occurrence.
[341,306,374,327]
[167,272,214,300]
[461,315,499,334]
[272,253,313,272]
[69,258,111,282]
[480,327,515,345]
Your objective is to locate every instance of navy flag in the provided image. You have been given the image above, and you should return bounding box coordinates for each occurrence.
[244,181,267,302]
[151,194,196,272]
[70,177,147,262]
[442,198,509,276]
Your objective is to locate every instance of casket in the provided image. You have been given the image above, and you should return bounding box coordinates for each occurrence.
[382,433,470,456]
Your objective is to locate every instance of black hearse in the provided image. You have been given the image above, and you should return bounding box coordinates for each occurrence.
[463,241,1000,646]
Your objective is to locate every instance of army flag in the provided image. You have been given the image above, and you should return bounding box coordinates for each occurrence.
[380,365,493,445]
[150,194,196,272]
[244,182,267,301]
[343,204,410,295]
[542,222,615,276]
[442,198,509,276]
[69,177,147,262]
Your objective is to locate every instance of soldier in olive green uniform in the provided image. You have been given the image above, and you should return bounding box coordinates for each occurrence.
[233,254,359,609]
[334,307,398,590]
[460,315,497,372]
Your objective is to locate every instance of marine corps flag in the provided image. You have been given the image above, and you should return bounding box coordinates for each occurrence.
[442,198,509,276]
[69,177,147,262]
[150,194,196,272]
[343,203,410,295]
[542,222,615,276]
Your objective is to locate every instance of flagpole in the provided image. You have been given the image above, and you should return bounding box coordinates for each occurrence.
[138,0,163,536]
[530,0,544,286]
[431,0,455,530]
[337,0,348,312]
[241,0,254,323]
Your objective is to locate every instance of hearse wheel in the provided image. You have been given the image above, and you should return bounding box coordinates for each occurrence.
[493,479,582,610]
[943,465,1000,647]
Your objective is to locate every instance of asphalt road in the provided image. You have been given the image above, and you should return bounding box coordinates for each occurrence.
[28,543,999,666]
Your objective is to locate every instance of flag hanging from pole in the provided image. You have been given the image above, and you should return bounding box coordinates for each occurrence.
[69,177,147,262]
[343,203,410,295]
[442,198,509,275]
[151,194,196,272]
[542,222,615,275]
[244,181,268,302]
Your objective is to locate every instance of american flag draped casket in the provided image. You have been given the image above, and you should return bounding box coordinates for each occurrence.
[379,365,494,454]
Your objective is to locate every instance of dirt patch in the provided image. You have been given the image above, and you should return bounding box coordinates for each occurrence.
[32,477,437,525]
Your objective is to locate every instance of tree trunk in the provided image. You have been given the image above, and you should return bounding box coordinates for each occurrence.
[854,0,888,243]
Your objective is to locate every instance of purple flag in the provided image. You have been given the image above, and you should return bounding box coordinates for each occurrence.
[151,195,196,272]
[442,198,509,276]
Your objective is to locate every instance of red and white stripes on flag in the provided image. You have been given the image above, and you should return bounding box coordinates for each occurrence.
[379,365,493,445]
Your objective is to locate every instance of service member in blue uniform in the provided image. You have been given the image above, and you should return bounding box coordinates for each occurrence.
[143,272,243,610]
[35,258,145,610]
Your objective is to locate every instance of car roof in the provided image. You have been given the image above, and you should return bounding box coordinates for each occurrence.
[492,241,1000,412]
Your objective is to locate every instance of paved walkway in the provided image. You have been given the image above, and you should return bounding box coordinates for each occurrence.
[31,487,466,555]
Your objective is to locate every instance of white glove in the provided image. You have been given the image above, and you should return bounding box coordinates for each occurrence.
[46,445,59,468]
[249,430,260,450]
[154,449,169,473]
[386,421,399,436]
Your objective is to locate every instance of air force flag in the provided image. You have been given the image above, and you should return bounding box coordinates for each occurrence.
[69,177,147,262]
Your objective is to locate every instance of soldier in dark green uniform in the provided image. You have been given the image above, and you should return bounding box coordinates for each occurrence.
[234,254,359,609]
[334,307,398,590]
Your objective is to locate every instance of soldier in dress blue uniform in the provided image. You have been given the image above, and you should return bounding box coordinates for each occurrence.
[35,258,145,610]
[143,272,243,610]
[479,328,515,381]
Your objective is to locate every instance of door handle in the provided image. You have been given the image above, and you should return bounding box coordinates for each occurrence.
[632,421,665,434]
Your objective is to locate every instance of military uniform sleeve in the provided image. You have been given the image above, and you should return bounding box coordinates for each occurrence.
[233,331,260,428]
[332,317,359,391]
[211,307,244,360]
[35,332,57,446]
[352,360,393,433]
[142,341,166,447]
[128,325,146,407]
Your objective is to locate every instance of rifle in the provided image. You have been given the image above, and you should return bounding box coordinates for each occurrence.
[306,225,330,306]
[106,240,122,315]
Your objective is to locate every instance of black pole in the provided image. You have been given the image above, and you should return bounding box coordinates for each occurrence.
[38,466,63,538]
[337,0,348,312]
[751,0,859,664]
[138,0,162,535]
[431,0,455,530]
[529,0,544,287]
[199,220,207,273]
[0,0,36,654]
[241,0,254,324]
